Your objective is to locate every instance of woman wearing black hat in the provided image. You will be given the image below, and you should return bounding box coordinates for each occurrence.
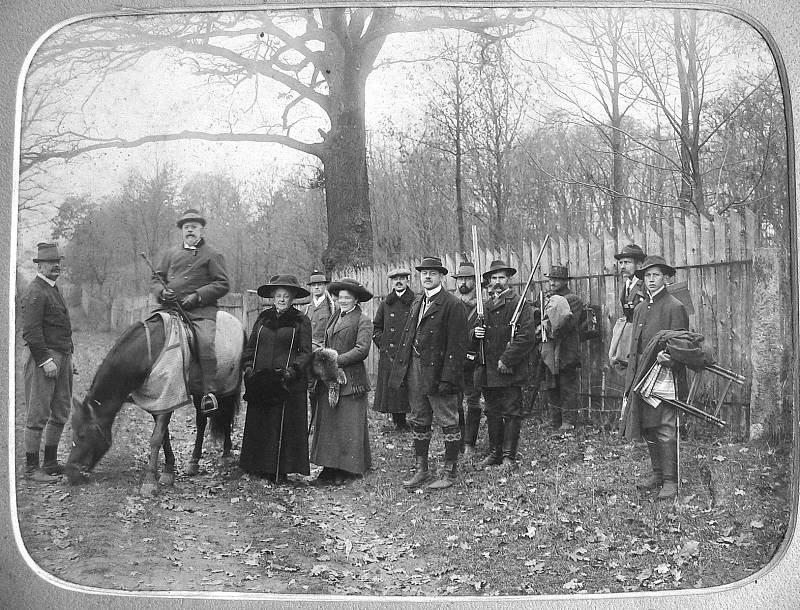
[239,275,312,482]
[310,278,374,485]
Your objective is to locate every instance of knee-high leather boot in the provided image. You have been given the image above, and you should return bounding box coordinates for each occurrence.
[403,427,432,488]
[501,417,522,467]
[478,413,503,467]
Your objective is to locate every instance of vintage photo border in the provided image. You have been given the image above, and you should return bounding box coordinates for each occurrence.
[2,0,798,607]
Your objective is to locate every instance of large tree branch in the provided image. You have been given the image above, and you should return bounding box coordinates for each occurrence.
[22,130,323,172]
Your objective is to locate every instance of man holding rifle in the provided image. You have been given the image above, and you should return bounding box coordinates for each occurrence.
[150,209,230,415]
[472,260,536,469]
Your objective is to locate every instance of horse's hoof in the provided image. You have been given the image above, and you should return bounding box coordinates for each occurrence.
[185,462,200,476]
[158,473,175,487]
[140,483,159,497]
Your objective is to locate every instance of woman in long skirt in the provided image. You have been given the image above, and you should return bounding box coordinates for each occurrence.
[240,274,312,482]
[310,277,373,485]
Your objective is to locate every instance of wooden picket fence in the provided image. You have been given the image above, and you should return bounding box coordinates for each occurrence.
[339,209,758,438]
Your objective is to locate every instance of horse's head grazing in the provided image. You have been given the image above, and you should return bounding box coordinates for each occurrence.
[65,396,113,485]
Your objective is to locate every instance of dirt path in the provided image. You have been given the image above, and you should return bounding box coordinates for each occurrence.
[13,326,792,596]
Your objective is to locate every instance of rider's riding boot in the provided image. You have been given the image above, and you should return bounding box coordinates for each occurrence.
[200,392,219,415]
[199,353,219,415]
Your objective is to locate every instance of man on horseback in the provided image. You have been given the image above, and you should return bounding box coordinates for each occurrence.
[151,209,230,415]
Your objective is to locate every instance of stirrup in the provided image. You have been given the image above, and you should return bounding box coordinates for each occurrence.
[200,393,219,415]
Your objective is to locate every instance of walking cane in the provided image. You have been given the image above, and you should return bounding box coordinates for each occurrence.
[275,327,296,484]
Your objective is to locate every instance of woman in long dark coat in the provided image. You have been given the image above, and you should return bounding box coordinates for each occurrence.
[310,277,373,485]
[239,274,312,481]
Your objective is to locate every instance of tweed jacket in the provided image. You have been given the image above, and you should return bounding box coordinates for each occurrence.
[325,305,372,397]
[150,238,230,321]
[473,289,537,388]
[21,276,74,365]
[305,293,337,349]
[388,287,468,395]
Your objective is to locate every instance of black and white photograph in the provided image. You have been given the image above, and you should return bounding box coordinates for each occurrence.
[6,2,797,604]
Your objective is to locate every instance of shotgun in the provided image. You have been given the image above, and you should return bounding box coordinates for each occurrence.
[471,226,486,366]
[510,235,550,340]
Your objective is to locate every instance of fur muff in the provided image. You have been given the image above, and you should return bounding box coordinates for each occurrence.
[310,347,346,407]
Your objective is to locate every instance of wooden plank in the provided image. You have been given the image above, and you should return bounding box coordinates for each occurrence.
[713,214,727,264]
[700,213,715,263]
[661,212,674,267]
[647,219,663,258]
[673,214,687,267]
[685,214,701,266]
[743,207,757,259]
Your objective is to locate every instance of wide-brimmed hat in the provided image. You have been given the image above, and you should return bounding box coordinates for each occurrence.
[452,261,476,279]
[176,209,206,228]
[415,256,448,275]
[307,270,328,285]
[546,265,572,280]
[328,277,373,302]
[33,242,64,263]
[482,259,517,281]
[257,274,310,299]
[614,243,646,261]
[634,255,676,279]
[388,267,411,279]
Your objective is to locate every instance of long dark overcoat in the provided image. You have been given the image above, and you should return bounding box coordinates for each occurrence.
[372,289,415,413]
[239,306,312,476]
[388,288,468,395]
[310,306,373,474]
[544,285,584,371]
[622,288,690,439]
[150,238,229,321]
[473,289,536,388]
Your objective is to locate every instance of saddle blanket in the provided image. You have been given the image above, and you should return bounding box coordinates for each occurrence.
[127,312,193,416]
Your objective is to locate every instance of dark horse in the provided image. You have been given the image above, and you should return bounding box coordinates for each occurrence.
[66,311,245,496]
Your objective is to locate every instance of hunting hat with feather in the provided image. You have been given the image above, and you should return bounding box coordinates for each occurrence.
[257,273,311,299]
[328,277,373,302]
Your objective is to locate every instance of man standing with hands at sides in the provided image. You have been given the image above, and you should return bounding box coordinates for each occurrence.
[305,270,337,421]
[21,243,74,482]
[473,260,536,469]
[305,270,336,350]
[151,209,230,415]
[372,268,415,432]
[389,257,468,490]
[452,261,484,457]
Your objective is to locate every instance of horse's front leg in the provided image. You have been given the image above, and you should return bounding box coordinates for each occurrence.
[141,413,169,496]
[187,397,206,476]
[159,413,175,487]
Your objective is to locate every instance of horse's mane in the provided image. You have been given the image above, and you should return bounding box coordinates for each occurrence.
[87,318,159,401]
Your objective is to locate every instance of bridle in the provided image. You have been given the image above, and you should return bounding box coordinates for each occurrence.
[72,397,112,453]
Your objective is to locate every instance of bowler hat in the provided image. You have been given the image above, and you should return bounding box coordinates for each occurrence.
[482,259,517,281]
[634,255,676,279]
[546,265,571,279]
[452,261,477,279]
[257,274,311,299]
[33,242,64,263]
[415,256,449,275]
[614,243,646,261]
[327,277,373,302]
[176,209,206,228]
[307,270,328,285]
[388,267,411,279]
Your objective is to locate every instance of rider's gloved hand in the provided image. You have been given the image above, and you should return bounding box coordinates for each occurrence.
[180,292,200,310]
[243,366,254,380]
[161,288,178,303]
